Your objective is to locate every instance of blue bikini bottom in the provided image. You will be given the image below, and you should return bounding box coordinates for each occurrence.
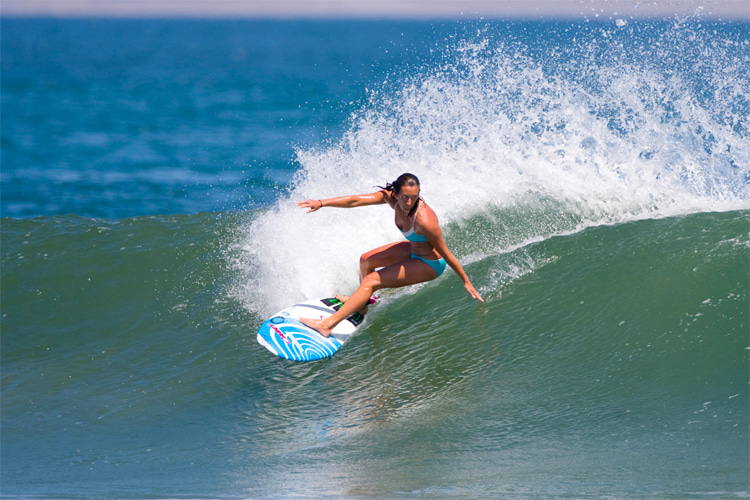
[412,253,447,277]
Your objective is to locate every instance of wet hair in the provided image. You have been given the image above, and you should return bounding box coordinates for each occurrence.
[379,173,421,216]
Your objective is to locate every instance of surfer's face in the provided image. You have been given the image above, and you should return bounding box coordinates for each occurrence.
[397,185,420,212]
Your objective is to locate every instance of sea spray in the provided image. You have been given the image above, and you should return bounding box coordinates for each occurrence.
[232,20,749,317]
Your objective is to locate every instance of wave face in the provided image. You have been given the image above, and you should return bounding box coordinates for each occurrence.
[2,210,748,497]
[2,18,749,499]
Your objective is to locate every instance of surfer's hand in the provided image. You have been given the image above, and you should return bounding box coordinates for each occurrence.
[297,199,323,213]
[465,281,484,302]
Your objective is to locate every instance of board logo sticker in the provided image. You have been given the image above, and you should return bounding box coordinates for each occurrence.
[270,323,292,344]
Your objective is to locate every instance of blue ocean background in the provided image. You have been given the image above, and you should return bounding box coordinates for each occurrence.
[2,17,749,498]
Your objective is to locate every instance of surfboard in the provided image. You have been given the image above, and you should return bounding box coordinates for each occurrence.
[256,297,366,361]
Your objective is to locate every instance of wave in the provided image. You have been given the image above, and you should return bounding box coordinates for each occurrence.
[2,209,747,497]
[232,20,749,316]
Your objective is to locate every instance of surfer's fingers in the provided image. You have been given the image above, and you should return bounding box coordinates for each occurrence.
[465,282,484,302]
[297,199,319,213]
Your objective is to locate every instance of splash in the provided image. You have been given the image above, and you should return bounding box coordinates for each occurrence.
[233,20,750,315]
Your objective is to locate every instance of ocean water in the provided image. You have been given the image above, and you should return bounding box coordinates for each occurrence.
[2,17,749,499]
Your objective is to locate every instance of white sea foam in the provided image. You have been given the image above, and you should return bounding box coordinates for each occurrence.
[234,22,750,315]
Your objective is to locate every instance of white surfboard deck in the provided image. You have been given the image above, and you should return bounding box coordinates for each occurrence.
[256,297,366,361]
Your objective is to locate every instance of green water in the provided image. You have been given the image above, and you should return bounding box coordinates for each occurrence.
[3,210,746,498]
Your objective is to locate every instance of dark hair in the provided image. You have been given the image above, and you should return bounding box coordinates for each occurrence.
[380,172,420,195]
[380,173,421,216]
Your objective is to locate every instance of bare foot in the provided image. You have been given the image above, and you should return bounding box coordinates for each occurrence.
[300,317,333,337]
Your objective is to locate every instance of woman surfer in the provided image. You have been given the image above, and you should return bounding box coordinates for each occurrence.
[296,173,483,337]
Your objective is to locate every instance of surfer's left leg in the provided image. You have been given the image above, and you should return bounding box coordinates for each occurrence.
[301,257,438,337]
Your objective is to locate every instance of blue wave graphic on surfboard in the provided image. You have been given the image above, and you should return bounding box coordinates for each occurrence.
[258,316,343,361]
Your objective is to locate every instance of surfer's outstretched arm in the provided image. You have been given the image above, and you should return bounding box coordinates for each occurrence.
[298,190,389,214]
[418,204,484,303]
[433,243,483,302]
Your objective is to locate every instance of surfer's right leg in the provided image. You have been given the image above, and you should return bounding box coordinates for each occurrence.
[336,241,412,311]
[359,241,412,280]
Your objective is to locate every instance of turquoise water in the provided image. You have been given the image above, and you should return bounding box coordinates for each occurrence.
[2,17,749,499]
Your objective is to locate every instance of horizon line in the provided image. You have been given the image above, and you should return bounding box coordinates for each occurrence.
[2,0,749,20]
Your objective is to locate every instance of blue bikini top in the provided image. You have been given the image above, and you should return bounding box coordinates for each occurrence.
[398,200,429,242]
[401,226,429,242]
